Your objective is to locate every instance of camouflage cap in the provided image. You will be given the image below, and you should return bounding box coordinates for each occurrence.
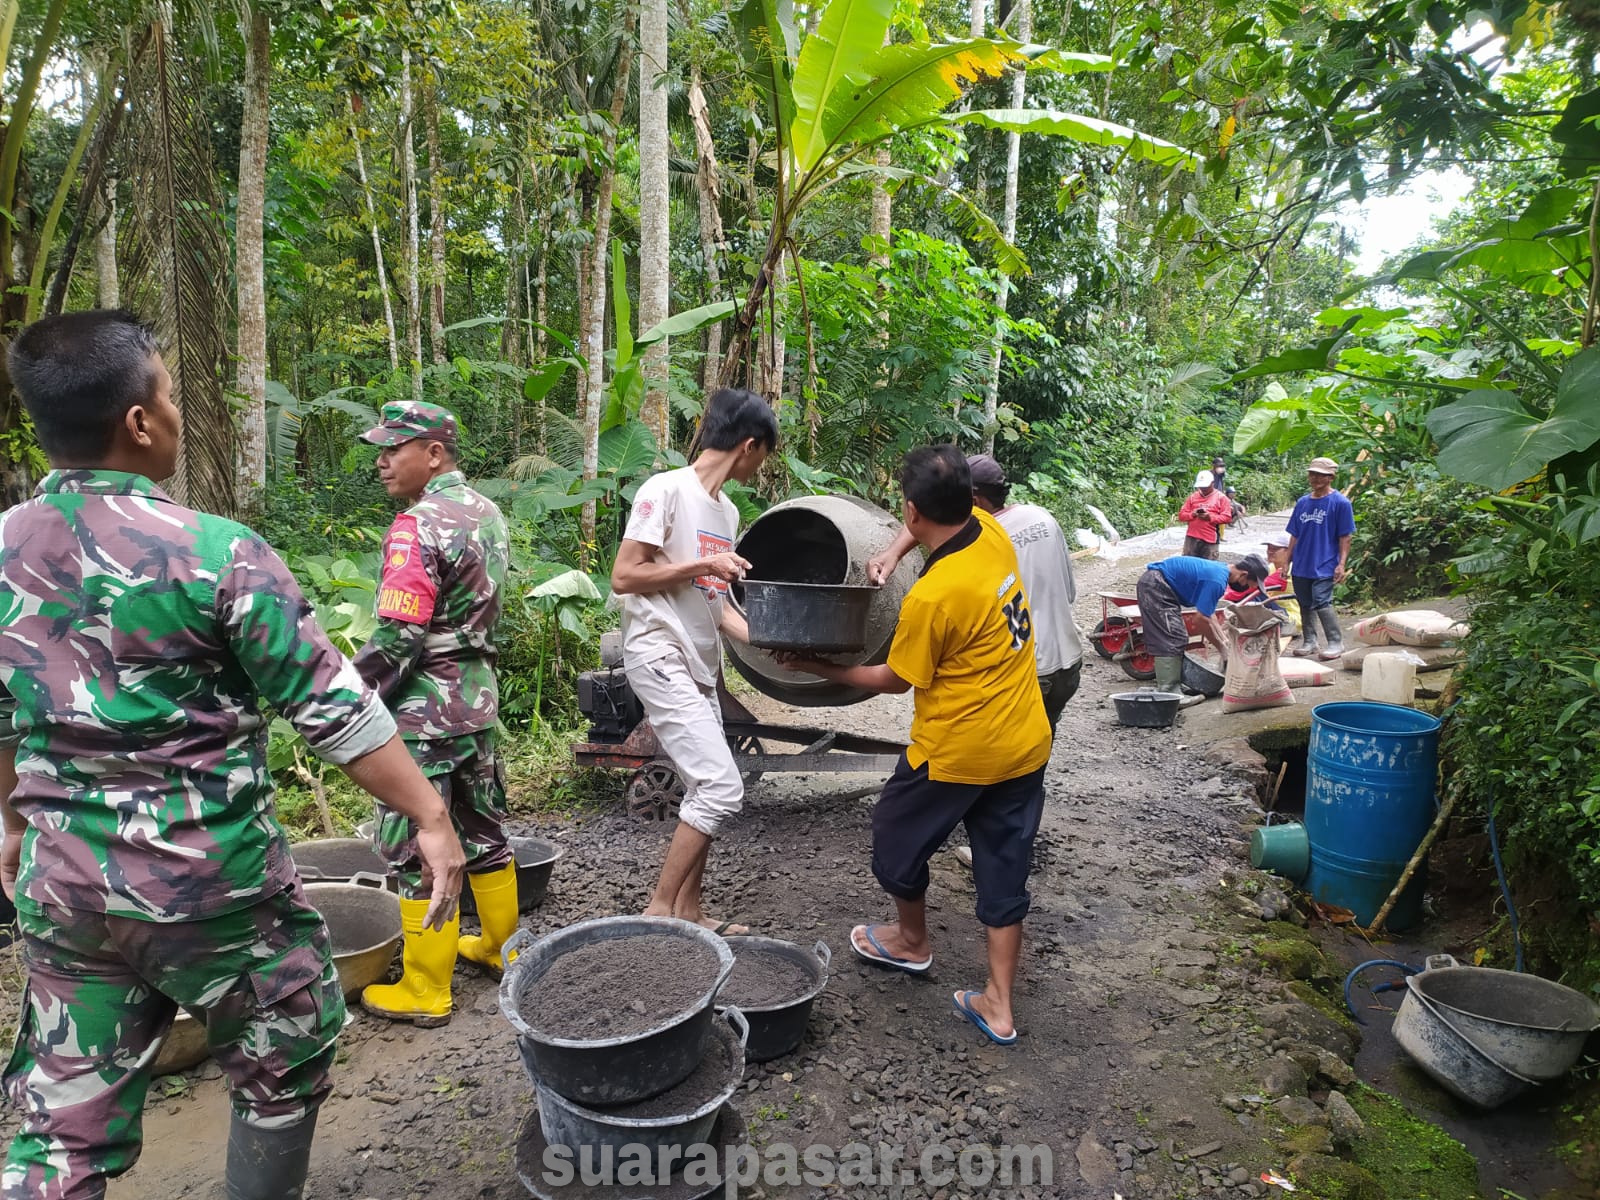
[360,401,459,447]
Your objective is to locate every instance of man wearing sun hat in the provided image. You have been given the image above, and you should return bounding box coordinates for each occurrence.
[352,400,515,1025]
[1285,455,1355,661]
[1176,468,1234,560]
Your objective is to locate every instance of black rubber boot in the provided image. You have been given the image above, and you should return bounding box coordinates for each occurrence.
[1315,606,1345,662]
[225,1112,319,1200]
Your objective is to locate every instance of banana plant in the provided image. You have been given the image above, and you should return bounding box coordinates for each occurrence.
[721,0,1196,389]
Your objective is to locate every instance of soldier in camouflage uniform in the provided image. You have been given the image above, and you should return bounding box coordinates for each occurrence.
[352,400,515,1025]
[0,311,466,1200]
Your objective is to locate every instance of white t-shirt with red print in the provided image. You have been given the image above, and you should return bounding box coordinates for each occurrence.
[619,466,741,687]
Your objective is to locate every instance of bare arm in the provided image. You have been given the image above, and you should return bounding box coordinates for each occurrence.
[341,737,465,929]
[1334,534,1352,583]
[718,604,750,644]
[1,748,20,901]
[779,659,912,695]
[1285,534,1299,570]
[611,538,750,596]
[867,527,918,586]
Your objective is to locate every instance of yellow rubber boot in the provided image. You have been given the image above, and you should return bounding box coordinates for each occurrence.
[457,861,520,977]
[361,898,458,1027]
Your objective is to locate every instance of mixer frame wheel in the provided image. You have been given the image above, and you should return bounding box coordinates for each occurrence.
[627,761,685,822]
[732,734,765,784]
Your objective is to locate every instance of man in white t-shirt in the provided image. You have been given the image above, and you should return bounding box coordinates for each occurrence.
[610,388,778,934]
[868,453,1084,736]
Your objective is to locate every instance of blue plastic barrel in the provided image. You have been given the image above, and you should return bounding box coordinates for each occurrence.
[1304,701,1441,929]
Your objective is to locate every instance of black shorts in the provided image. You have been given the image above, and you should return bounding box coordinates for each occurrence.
[1039,662,1081,735]
[870,755,1047,928]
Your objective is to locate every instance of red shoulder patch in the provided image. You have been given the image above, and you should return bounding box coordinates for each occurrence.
[376,514,437,625]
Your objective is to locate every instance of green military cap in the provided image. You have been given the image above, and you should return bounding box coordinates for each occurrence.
[359,400,460,446]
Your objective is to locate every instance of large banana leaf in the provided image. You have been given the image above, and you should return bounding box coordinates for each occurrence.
[952,108,1201,170]
[1427,348,1600,491]
[790,0,896,173]
[737,0,798,145]
[636,300,738,349]
[812,40,1032,171]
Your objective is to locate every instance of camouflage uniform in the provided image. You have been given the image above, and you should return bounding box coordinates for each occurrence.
[0,469,392,1199]
[353,403,512,900]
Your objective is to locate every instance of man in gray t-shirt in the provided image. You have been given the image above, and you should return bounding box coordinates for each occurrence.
[868,454,1083,736]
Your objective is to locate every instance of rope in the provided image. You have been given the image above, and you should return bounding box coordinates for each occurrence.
[1343,959,1419,1024]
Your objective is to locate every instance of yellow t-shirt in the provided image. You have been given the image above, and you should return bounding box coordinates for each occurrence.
[887,509,1052,785]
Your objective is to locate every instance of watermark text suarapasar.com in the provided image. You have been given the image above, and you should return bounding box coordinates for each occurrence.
[539,1140,1054,1195]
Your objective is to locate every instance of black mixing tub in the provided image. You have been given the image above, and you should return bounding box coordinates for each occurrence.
[740,580,877,653]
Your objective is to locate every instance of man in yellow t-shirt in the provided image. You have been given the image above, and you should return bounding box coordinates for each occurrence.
[781,446,1050,1046]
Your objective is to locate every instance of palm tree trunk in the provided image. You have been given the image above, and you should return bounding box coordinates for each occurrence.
[400,47,424,401]
[981,0,1027,452]
[424,77,448,365]
[350,101,399,370]
[235,3,271,520]
[638,0,671,444]
[95,175,119,305]
[688,67,724,392]
[580,10,637,561]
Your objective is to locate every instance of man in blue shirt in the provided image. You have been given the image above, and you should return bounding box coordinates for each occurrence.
[1284,456,1356,661]
[1136,554,1269,698]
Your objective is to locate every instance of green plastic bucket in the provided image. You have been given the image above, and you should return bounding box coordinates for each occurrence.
[1251,823,1310,882]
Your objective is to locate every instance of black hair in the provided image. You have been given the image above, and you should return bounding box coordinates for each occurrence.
[899,445,973,525]
[701,387,779,452]
[1235,553,1269,584]
[973,480,1010,508]
[7,310,161,461]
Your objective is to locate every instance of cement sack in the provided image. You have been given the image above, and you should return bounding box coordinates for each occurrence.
[1340,643,1464,673]
[1353,614,1394,645]
[1279,657,1336,687]
[1219,603,1295,713]
[1384,609,1469,646]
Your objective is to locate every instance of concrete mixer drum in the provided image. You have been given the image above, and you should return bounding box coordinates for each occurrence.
[572,492,913,819]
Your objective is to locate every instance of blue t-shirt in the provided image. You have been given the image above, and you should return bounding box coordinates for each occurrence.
[1148,556,1231,616]
[1287,491,1356,578]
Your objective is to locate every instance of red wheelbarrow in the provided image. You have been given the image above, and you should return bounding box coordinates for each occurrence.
[1090,590,1216,680]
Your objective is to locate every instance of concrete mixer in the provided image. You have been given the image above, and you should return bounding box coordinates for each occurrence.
[572,494,918,821]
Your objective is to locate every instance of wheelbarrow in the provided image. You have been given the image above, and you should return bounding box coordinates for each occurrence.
[1089,590,1216,681]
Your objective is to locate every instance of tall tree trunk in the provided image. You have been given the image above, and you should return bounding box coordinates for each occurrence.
[400,47,424,401]
[424,77,448,365]
[638,0,670,443]
[95,174,119,305]
[350,103,399,370]
[688,66,724,392]
[501,173,526,369]
[981,0,1027,452]
[235,3,271,519]
[764,256,787,404]
[580,13,637,562]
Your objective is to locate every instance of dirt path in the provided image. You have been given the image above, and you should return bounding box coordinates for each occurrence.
[7,528,1548,1199]
[58,542,1337,1200]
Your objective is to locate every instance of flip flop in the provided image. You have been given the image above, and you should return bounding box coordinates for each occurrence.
[849,924,932,974]
[710,920,750,937]
[952,990,1017,1045]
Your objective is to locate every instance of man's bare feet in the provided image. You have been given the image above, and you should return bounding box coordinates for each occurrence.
[685,914,749,936]
[849,923,932,972]
[952,988,1017,1044]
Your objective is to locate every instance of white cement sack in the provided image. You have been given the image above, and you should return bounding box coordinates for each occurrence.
[1279,657,1336,687]
[1384,609,1469,646]
[1353,614,1393,645]
[1220,606,1295,712]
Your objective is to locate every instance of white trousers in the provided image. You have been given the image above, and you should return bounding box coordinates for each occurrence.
[626,651,744,836]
